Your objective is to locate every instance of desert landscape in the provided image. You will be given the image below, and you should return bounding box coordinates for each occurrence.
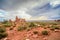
[0,0,60,40]
[0,16,60,40]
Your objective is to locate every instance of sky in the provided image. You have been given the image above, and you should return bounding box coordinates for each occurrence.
[0,0,60,21]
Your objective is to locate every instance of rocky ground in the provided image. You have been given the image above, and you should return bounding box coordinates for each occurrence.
[2,26,60,40]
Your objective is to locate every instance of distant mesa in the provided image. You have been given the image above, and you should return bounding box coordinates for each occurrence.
[55,20,60,22]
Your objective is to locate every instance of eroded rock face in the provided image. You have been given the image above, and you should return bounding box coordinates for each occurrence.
[9,16,26,27]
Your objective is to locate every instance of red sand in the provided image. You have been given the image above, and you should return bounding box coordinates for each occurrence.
[3,27,60,40]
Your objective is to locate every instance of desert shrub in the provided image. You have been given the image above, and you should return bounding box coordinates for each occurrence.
[0,32,8,39]
[50,25,60,30]
[17,26,27,31]
[42,30,48,35]
[51,23,58,25]
[0,27,8,39]
[53,23,57,25]
[54,26,60,29]
[41,24,46,26]
[9,27,13,30]
[33,31,38,34]
[2,20,12,27]
[3,23,12,27]
[29,22,36,28]
[47,26,50,28]
[4,22,12,27]
[27,28,31,31]
[0,27,6,33]
[2,20,8,24]
[39,22,46,26]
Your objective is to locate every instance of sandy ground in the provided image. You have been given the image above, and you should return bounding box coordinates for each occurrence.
[2,27,60,40]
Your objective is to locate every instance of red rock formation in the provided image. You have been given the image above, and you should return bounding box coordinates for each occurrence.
[9,16,26,27]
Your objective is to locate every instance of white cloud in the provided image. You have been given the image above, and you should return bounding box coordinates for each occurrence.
[0,0,60,21]
[29,16,48,20]
[0,8,32,21]
[0,9,48,21]
[17,9,32,20]
[0,13,4,17]
[38,16,48,20]
[50,0,60,7]
[0,10,8,17]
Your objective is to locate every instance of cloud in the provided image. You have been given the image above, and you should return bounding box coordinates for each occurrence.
[0,9,32,21]
[15,9,32,20]
[50,0,60,8]
[27,0,60,20]
[0,0,60,21]
[0,10,8,17]
[0,0,49,11]
[29,16,48,20]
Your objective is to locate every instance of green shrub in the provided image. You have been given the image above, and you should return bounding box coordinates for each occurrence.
[27,28,31,31]
[3,23,11,27]
[17,26,27,31]
[50,25,60,30]
[42,30,48,35]
[51,23,57,25]
[3,21,12,27]
[2,20,8,24]
[0,27,8,39]
[9,27,13,30]
[0,27,6,33]
[29,23,36,28]
[0,33,8,39]
[39,22,46,26]
[33,31,38,34]
[47,26,50,28]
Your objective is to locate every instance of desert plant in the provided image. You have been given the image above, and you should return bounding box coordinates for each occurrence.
[0,32,8,39]
[0,27,6,33]
[9,27,13,30]
[50,23,58,25]
[4,24,11,27]
[27,28,31,31]
[2,20,8,24]
[29,22,36,28]
[0,27,8,39]
[3,23,12,27]
[33,31,38,34]
[50,25,60,30]
[42,30,48,35]
[2,20,12,27]
[17,26,27,31]
[39,22,46,26]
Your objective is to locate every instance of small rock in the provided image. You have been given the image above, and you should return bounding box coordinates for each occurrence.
[43,37,47,40]
[54,29,59,32]
[37,25,40,26]
[25,38,30,40]
[4,38,9,40]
